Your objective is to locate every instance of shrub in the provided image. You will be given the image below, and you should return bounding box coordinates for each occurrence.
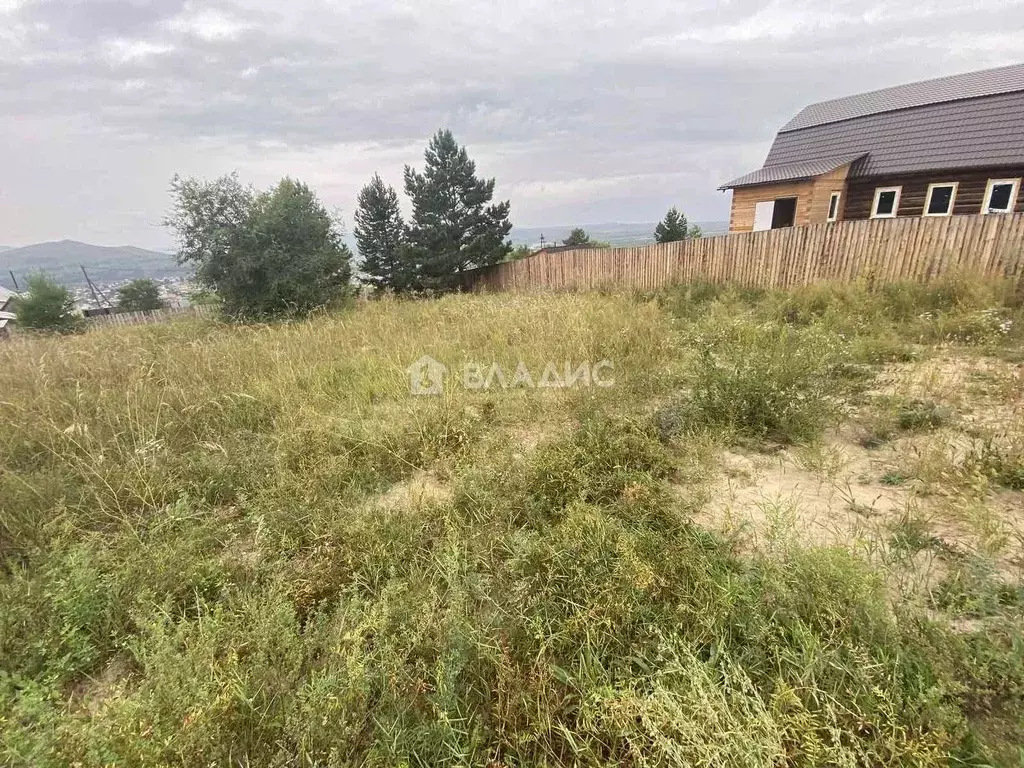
[897,398,950,430]
[853,396,949,449]
[166,174,352,318]
[659,282,765,320]
[525,412,674,511]
[964,435,1024,490]
[12,275,82,334]
[116,279,166,312]
[682,321,853,444]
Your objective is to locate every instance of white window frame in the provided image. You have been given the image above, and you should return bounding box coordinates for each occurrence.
[982,178,1021,214]
[871,186,902,219]
[923,182,959,217]
[826,191,841,222]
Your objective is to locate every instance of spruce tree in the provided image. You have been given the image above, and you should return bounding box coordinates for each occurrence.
[354,174,408,292]
[654,207,702,243]
[404,130,512,291]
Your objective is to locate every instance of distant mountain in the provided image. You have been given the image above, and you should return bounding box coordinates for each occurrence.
[2,226,733,290]
[509,221,729,248]
[0,240,188,289]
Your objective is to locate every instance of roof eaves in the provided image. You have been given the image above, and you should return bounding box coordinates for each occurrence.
[718,154,866,191]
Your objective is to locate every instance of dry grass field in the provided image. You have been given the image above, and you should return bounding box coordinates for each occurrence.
[1,280,1023,766]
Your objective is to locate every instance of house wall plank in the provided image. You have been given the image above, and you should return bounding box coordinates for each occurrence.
[843,166,1024,220]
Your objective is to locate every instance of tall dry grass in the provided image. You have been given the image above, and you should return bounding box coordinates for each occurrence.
[1,284,1022,766]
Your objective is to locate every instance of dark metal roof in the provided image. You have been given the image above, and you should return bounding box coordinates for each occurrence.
[718,155,864,190]
[720,63,1024,190]
[765,89,1024,178]
[781,62,1024,132]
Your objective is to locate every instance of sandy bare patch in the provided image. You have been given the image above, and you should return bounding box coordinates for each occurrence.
[698,430,1024,579]
[700,440,911,550]
[68,655,134,715]
[872,353,1024,430]
[374,471,453,509]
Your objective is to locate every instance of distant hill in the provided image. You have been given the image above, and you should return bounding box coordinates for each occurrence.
[1,226,732,290]
[509,221,728,249]
[0,240,188,289]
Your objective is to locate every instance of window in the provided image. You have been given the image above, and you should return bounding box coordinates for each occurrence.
[827,191,841,222]
[924,182,958,216]
[770,197,797,229]
[871,187,901,218]
[752,197,798,231]
[982,178,1020,214]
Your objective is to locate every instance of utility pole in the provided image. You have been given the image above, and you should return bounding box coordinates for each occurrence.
[80,266,112,312]
[8,271,19,292]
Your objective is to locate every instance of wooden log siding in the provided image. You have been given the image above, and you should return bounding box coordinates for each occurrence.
[464,212,1024,293]
[843,166,1024,221]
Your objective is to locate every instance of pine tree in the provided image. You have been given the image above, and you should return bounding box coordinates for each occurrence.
[354,174,408,292]
[404,130,512,291]
[654,207,702,243]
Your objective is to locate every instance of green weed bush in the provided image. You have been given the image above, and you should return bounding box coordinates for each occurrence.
[681,320,853,444]
[964,435,1024,490]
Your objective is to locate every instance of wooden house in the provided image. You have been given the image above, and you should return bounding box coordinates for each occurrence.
[719,63,1024,232]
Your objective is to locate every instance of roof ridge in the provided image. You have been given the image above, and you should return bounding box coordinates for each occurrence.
[781,62,1024,133]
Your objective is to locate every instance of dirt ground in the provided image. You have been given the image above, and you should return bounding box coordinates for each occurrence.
[698,352,1024,587]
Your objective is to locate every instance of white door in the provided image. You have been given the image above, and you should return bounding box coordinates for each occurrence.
[753,201,774,231]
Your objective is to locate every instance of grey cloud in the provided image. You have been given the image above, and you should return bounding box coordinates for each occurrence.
[18,0,187,40]
[1,0,1023,247]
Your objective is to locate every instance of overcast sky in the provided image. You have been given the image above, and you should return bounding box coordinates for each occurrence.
[2,0,1023,250]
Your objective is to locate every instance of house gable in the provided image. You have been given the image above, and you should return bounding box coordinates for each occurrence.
[719,63,1024,231]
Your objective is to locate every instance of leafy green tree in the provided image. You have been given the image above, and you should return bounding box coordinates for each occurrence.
[187,288,220,307]
[561,228,609,248]
[654,207,702,243]
[404,130,512,291]
[15,274,82,333]
[166,174,352,318]
[563,227,592,246]
[508,244,534,261]
[354,174,409,292]
[116,279,166,312]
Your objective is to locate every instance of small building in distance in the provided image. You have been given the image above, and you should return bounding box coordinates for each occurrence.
[719,63,1024,232]
[529,244,592,257]
[0,286,19,339]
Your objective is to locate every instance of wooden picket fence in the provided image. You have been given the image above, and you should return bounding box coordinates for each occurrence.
[86,304,215,329]
[465,212,1024,292]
